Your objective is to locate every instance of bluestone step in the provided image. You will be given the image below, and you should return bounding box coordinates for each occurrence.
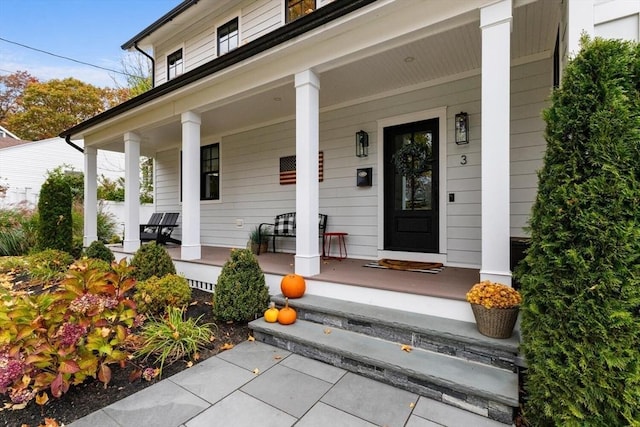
[250,319,518,424]
[272,294,520,370]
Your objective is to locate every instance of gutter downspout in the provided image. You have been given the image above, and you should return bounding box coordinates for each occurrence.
[64,135,84,153]
[134,43,155,88]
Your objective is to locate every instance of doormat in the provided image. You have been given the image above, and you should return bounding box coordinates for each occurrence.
[363,259,444,274]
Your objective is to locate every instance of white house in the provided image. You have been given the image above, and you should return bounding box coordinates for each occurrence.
[0,137,125,207]
[60,0,638,310]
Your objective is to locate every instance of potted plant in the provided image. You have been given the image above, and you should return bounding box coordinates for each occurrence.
[248,225,269,255]
[466,280,522,338]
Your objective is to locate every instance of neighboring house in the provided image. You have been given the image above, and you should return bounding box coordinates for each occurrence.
[0,125,20,140]
[60,0,639,313]
[0,136,126,212]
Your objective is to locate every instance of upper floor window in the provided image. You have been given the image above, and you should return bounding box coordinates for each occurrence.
[217,18,239,56]
[201,143,220,200]
[286,0,316,23]
[167,49,183,80]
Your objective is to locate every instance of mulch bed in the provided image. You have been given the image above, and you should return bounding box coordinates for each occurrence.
[0,288,250,427]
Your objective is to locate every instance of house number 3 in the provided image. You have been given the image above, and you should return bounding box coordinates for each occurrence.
[460,155,467,165]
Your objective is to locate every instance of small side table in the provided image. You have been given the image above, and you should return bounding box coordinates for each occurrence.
[323,232,348,260]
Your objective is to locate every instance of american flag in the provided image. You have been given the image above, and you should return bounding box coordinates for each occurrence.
[279,152,324,185]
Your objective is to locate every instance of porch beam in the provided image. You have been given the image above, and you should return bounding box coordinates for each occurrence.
[181,111,202,260]
[83,145,98,247]
[480,0,512,286]
[123,132,141,253]
[294,69,321,276]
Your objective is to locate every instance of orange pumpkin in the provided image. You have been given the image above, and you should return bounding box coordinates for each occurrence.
[264,302,279,323]
[277,298,297,325]
[280,274,306,298]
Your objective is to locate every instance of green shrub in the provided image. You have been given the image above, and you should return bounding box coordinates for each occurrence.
[517,36,640,426]
[212,248,270,322]
[134,306,214,376]
[133,274,192,315]
[130,242,176,281]
[27,249,75,282]
[84,240,115,263]
[37,175,72,253]
[0,206,38,256]
[0,256,28,274]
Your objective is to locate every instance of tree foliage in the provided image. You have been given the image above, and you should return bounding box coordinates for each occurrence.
[517,37,640,426]
[0,70,38,125]
[3,76,129,140]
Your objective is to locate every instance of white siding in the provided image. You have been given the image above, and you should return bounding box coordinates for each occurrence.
[242,0,281,43]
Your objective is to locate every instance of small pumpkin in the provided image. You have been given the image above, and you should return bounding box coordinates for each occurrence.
[264,302,279,323]
[277,298,297,325]
[280,273,306,298]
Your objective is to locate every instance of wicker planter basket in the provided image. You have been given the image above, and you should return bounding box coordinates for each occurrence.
[470,304,519,339]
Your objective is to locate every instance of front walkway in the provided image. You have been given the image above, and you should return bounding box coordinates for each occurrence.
[69,340,507,427]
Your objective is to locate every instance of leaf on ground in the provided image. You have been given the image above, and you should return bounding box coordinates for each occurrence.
[185,361,194,368]
[129,369,142,382]
[209,335,216,342]
[189,301,198,306]
[35,392,49,406]
[193,352,200,361]
[220,342,234,351]
[39,418,60,427]
[253,368,260,375]
[400,344,412,352]
[247,335,255,342]
[10,402,28,410]
[323,328,332,334]
[409,402,415,408]
[274,355,282,360]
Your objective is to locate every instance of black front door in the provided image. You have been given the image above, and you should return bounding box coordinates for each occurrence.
[383,119,439,252]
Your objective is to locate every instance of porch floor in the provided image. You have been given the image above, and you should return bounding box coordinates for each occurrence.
[163,245,479,302]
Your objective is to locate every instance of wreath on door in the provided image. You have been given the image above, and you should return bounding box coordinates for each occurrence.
[392,141,431,210]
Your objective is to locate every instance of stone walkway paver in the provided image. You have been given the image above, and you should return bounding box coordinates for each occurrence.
[69,341,509,427]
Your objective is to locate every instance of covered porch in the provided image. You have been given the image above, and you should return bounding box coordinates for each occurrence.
[112,244,480,322]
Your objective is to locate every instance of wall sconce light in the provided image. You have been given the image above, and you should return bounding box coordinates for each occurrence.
[455,112,469,145]
[356,130,369,157]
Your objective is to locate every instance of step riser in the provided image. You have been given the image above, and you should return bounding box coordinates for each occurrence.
[296,307,517,371]
[254,331,514,425]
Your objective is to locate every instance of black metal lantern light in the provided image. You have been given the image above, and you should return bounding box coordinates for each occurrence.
[455,112,469,145]
[356,130,369,157]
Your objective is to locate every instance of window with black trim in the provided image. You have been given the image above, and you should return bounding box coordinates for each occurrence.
[167,49,183,80]
[286,0,316,23]
[200,143,220,200]
[217,18,239,56]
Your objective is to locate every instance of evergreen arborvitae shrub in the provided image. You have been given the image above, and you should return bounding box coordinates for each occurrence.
[213,248,270,322]
[37,175,72,253]
[83,240,115,263]
[130,242,176,281]
[517,36,640,426]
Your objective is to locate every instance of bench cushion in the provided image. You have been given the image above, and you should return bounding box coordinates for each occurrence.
[274,214,296,236]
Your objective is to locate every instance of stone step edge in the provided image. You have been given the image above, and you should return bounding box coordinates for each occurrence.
[271,294,520,354]
[250,318,519,409]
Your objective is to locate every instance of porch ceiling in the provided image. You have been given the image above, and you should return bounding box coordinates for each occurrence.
[94,0,560,156]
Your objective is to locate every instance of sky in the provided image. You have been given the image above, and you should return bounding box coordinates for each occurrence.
[0,0,183,88]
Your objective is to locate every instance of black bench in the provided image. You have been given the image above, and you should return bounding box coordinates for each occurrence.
[257,212,327,255]
[140,212,182,245]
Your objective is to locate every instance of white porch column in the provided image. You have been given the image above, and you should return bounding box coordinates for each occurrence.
[480,0,512,286]
[181,111,202,260]
[294,70,321,276]
[123,132,141,253]
[566,0,594,57]
[83,146,98,246]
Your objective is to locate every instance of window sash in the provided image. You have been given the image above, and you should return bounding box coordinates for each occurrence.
[167,49,183,80]
[200,144,220,200]
[217,18,239,56]
[286,0,316,23]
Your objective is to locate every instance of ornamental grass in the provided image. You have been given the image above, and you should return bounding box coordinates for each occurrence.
[466,280,521,309]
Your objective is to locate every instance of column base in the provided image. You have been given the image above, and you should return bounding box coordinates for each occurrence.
[181,244,201,261]
[295,254,320,276]
[123,239,141,253]
[480,269,513,286]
